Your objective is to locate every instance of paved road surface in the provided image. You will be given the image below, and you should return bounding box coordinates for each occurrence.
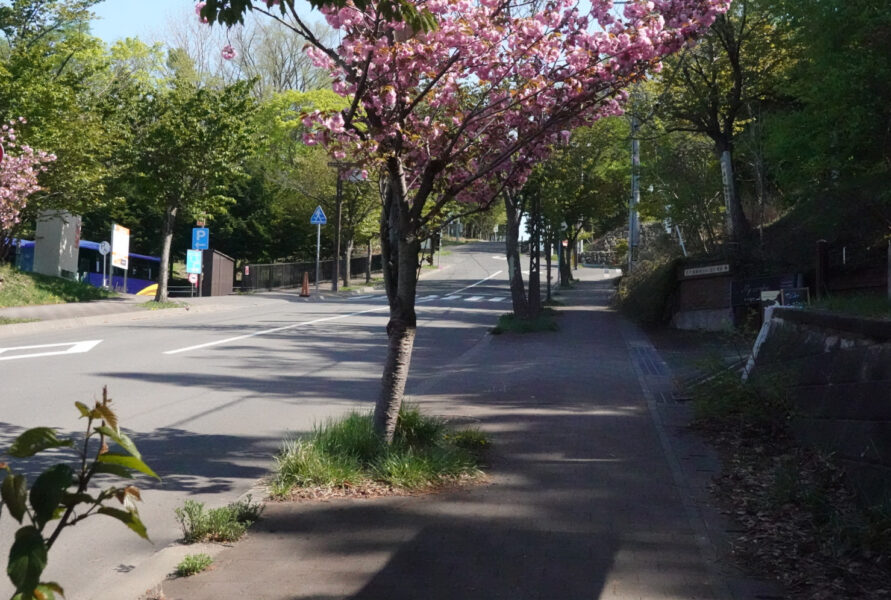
[2,242,625,599]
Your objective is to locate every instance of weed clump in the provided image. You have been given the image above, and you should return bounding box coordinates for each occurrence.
[174,554,213,577]
[174,496,262,543]
[271,405,488,498]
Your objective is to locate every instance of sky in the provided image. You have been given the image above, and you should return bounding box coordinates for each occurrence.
[90,0,193,44]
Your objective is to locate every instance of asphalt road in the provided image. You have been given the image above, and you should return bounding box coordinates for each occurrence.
[0,242,610,600]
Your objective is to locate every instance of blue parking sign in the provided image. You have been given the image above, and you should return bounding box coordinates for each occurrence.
[186,249,203,274]
[192,227,210,250]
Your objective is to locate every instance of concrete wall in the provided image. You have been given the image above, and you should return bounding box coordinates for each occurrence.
[752,309,891,503]
[33,211,80,278]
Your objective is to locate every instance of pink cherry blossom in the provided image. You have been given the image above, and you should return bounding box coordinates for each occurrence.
[221,44,237,60]
[0,121,56,243]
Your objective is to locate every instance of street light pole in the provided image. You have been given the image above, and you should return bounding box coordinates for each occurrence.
[628,113,640,273]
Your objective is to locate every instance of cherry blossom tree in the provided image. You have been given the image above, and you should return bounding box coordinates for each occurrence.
[201,0,730,441]
[0,119,55,261]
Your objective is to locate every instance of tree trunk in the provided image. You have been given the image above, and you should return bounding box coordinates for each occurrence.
[559,240,572,286]
[154,204,177,302]
[373,159,420,443]
[544,235,552,302]
[503,192,530,319]
[343,239,353,288]
[365,240,372,283]
[527,195,542,316]
[717,144,750,244]
[333,178,342,291]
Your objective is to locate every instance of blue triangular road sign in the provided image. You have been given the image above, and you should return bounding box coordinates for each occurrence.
[310,205,327,225]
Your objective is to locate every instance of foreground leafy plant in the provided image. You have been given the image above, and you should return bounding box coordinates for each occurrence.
[1,386,159,599]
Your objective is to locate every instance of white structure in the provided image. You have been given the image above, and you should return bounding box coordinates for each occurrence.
[33,211,81,279]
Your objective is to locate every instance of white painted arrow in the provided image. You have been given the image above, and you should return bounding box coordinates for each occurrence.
[0,340,103,362]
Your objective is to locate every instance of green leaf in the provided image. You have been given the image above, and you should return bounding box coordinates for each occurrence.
[34,582,64,600]
[74,401,91,419]
[92,463,133,479]
[2,473,28,523]
[7,429,74,458]
[94,426,141,459]
[97,453,160,481]
[29,465,73,529]
[95,403,118,431]
[60,492,95,507]
[7,526,47,595]
[98,507,150,541]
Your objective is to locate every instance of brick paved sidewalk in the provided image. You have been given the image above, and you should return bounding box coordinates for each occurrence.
[157,276,773,600]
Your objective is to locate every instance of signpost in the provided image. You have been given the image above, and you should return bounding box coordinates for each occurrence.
[192,227,210,250]
[98,241,110,288]
[310,205,327,291]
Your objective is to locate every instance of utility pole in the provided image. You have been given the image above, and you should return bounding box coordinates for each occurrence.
[628,113,641,272]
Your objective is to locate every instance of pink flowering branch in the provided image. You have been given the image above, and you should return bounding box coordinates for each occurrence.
[0,119,56,245]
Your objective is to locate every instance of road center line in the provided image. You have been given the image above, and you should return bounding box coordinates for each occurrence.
[452,270,503,294]
[163,305,390,355]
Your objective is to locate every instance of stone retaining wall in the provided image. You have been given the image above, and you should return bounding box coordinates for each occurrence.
[751,309,891,502]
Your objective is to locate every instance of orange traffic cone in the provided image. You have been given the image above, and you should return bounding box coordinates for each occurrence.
[300,271,310,297]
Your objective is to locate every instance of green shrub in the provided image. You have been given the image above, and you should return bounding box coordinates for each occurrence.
[692,357,792,431]
[615,256,680,325]
[491,309,558,334]
[174,496,262,543]
[174,554,213,577]
[270,406,488,497]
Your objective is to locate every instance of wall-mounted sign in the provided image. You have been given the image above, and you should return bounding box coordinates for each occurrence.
[683,264,730,278]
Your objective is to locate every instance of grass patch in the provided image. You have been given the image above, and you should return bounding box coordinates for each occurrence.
[270,405,488,498]
[174,554,213,577]
[542,298,565,307]
[812,293,891,320]
[0,317,39,325]
[174,496,262,543]
[490,308,558,334]
[140,300,187,310]
[0,264,114,308]
[692,357,891,597]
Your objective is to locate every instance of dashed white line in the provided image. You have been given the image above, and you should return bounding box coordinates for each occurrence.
[488,297,506,302]
[465,296,484,302]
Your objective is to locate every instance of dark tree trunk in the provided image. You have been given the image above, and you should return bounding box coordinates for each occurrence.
[155,204,177,302]
[544,235,553,302]
[559,240,572,286]
[373,159,420,443]
[343,239,353,288]
[716,139,750,244]
[503,192,530,319]
[365,240,372,283]
[527,194,542,316]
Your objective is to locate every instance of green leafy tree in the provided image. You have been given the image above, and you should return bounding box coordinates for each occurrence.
[764,0,891,195]
[122,69,256,301]
[0,0,120,224]
[655,0,792,244]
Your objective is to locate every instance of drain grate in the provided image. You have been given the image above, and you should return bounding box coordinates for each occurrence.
[630,346,669,377]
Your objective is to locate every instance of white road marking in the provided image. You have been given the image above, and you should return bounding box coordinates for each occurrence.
[164,306,389,355]
[491,255,506,260]
[465,296,484,302]
[452,270,503,294]
[0,340,102,362]
[442,295,461,300]
[488,297,506,302]
[348,294,375,300]
[165,271,503,356]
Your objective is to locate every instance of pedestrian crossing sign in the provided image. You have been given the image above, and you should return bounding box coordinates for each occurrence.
[310,206,327,225]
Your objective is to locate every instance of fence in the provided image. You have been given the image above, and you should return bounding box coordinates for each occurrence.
[241,254,383,291]
[816,240,890,298]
